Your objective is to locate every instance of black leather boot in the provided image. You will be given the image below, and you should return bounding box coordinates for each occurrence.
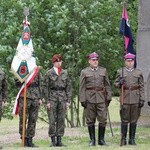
[50,136,56,147]
[20,137,28,147]
[98,125,107,146]
[56,136,66,147]
[88,125,96,146]
[120,123,128,146]
[28,137,38,147]
[25,137,29,147]
[129,123,137,145]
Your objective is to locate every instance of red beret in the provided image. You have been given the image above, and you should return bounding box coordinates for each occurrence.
[52,54,62,63]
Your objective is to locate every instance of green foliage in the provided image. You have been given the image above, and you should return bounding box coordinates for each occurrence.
[0,0,138,119]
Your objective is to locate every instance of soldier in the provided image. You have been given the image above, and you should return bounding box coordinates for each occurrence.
[43,54,72,147]
[16,66,42,147]
[79,52,112,146]
[114,53,145,146]
[0,69,7,149]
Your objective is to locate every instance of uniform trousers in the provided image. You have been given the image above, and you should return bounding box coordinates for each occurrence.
[120,103,140,124]
[47,100,66,137]
[84,102,107,127]
[19,97,39,138]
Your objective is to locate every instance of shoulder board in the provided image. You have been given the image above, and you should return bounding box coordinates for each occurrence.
[82,67,90,72]
[135,68,142,74]
[62,69,68,74]
[99,66,106,71]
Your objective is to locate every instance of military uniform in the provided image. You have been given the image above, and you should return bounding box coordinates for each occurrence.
[0,69,7,149]
[0,69,7,121]
[79,52,112,146]
[80,66,112,125]
[114,53,145,146]
[43,54,72,147]
[17,69,42,147]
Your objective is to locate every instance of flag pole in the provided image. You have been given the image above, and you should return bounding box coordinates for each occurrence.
[22,79,27,147]
[121,0,126,107]
[120,0,126,146]
[21,7,29,147]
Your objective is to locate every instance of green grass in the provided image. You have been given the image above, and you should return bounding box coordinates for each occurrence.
[6,127,150,150]
[1,97,150,149]
[109,97,120,122]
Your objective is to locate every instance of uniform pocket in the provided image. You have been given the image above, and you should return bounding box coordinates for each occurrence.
[132,74,140,83]
[62,74,67,80]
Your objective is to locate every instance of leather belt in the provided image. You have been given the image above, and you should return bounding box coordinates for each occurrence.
[124,86,139,90]
[29,83,39,87]
[86,87,104,91]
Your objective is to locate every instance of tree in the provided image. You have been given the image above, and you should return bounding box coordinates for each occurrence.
[0,0,138,125]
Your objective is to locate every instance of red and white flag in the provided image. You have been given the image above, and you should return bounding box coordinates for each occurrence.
[11,10,38,115]
[12,66,39,115]
[11,19,37,83]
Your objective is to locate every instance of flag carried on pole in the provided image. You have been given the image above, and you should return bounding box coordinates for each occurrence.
[12,66,39,115]
[11,8,37,83]
[119,1,136,56]
[11,8,39,115]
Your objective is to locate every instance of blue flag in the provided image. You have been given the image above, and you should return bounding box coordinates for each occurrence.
[119,2,136,55]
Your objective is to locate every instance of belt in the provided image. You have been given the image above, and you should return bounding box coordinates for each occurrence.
[86,87,104,91]
[29,84,39,87]
[51,87,65,91]
[124,86,139,90]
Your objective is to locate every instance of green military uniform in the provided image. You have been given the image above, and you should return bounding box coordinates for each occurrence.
[79,66,112,145]
[0,69,7,149]
[43,67,72,144]
[0,69,7,121]
[17,70,42,147]
[114,67,145,145]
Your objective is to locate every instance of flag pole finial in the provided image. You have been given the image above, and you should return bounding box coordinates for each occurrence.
[23,7,29,22]
[23,7,29,17]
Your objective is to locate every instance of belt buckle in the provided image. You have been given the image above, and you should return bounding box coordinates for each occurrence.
[129,86,131,90]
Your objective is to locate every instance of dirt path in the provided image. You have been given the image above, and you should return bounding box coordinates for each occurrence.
[0,119,87,145]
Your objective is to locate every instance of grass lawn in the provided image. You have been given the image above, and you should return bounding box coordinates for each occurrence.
[1,97,150,149]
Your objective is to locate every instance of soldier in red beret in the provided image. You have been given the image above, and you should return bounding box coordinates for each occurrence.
[51,54,62,63]
[43,54,72,147]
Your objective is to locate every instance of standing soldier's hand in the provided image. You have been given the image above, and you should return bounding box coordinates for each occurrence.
[139,100,144,108]
[81,102,87,108]
[106,100,111,107]
[38,99,42,106]
[46,103,51,110]
[2,101,5,108]
[119,77,125,86]
[66,102,70,108]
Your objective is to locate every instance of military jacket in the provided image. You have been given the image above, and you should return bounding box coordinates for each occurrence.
[79,66,112,103]
[0,69,7,102]
[114,67,145,104]
[16,72,41,100]
[43,68,72,103]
